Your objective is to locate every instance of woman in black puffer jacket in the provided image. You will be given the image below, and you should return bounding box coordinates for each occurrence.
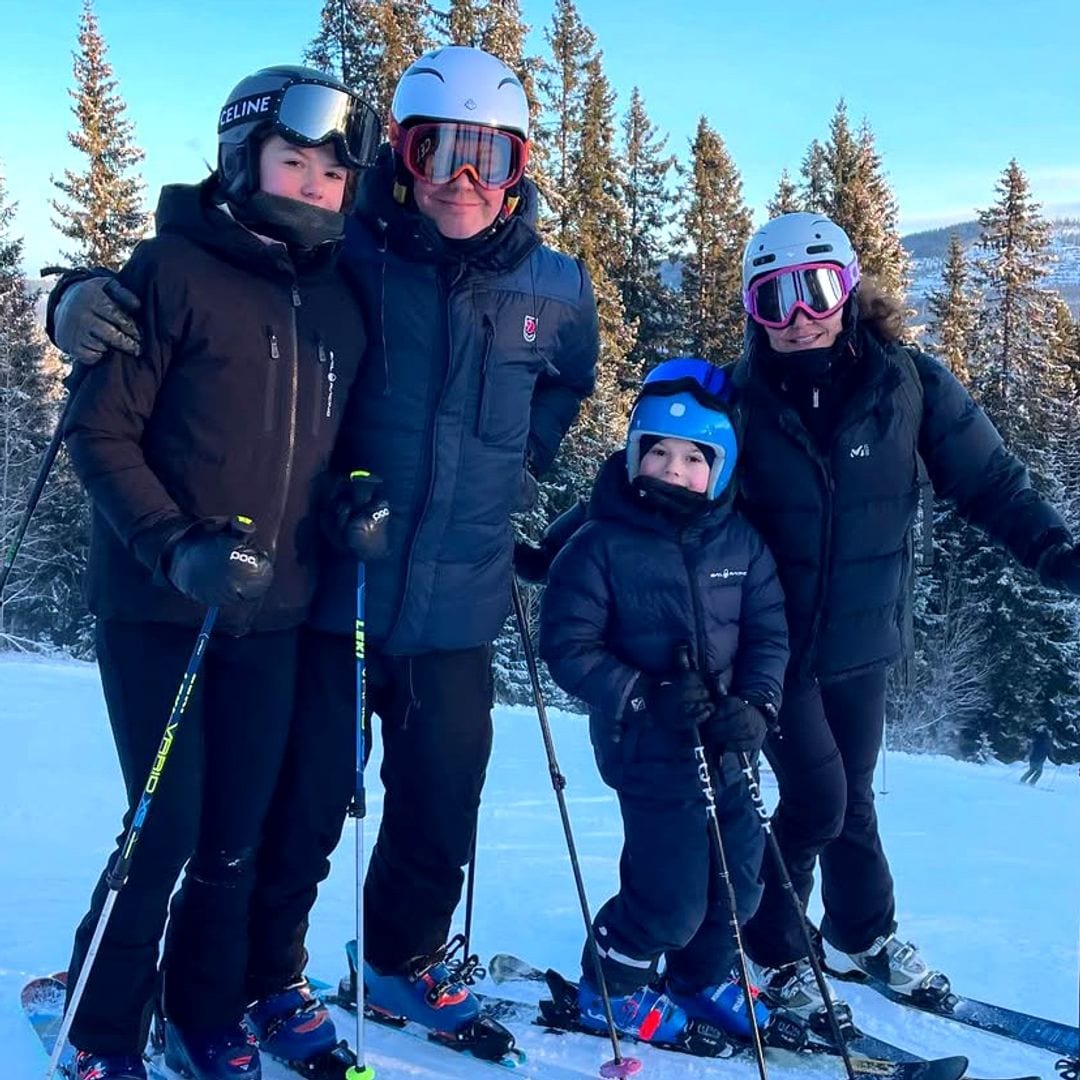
[732,211,1080,1018]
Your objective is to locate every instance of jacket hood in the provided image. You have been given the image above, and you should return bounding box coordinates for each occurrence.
[589,450,734,540]
[154,178,338,279]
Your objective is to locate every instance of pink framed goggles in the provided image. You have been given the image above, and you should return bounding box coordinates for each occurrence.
[393,120,529,191]
[743,259,860,329]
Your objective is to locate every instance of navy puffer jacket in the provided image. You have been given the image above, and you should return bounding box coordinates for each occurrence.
[540,452,789,782]
[731,323,1070,685]
[309,150,599,652]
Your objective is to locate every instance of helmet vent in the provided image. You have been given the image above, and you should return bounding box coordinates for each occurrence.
[806,243,833,255]
[751,253,776,267]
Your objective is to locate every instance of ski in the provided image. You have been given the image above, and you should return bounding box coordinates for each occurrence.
[20,974,172,1080]
[487,954,1042,1080]
[823,957,1080,1058]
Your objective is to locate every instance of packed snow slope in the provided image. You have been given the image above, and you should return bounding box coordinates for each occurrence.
[2,652,1076,1078]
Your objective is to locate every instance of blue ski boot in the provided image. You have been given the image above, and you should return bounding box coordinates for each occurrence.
[73,1051,147,1080]
[363,952,481,1033]
[577,976,691,1044]
[666,974,771,1039]
[246,979,337,1062]
[163,1020,261,1079]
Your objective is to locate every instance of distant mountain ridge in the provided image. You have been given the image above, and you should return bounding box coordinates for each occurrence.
[904,218,1080,318]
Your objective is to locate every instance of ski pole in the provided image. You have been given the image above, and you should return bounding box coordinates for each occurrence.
[346,554,375,1080]
[511,578,642,1079]
[1047,761,1063,792]
[736,749,859,1080]
[676,648,768,1080]
[0,365,87,608]
[878,717,889,795]
[46,605,218,1080]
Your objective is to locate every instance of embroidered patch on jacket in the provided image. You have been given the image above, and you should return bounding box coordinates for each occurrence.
[523,315,538,343]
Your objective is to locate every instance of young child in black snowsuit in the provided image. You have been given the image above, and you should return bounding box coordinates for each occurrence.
[539,357,789,1049]
[60,67,383,1080]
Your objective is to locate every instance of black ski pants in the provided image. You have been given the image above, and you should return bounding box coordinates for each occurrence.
[585,725,764,996]
[68,619,298,1056]
[247,626,494,992]
[1019,759,1046,785]
[742,669,894,967]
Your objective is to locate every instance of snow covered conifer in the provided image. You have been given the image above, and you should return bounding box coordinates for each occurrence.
[50,0,147,270]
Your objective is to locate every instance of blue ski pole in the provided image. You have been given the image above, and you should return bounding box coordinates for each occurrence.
[346,502,375,1080]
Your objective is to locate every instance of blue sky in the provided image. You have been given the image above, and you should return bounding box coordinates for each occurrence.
[3,0,1079,275]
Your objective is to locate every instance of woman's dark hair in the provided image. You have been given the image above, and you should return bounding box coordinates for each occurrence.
[855,274,908,343]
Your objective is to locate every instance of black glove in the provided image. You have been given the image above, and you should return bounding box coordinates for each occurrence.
[321,472,391,559]
[702,694,769,756]
[165,517,273,606]
[53,274,142,363]
[1036,542,1080,594]
[513,498,588,585]
[626,669,714,732]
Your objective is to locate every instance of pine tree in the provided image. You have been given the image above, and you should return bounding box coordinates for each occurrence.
[538,0,595,238]
[304,0,379,91]
[766,169,802,218]
[305,0,432,122]
[0,170,90,653]
[676,117,751,363]
[445,0,483,44]
[50,0,147,270]
[617,87,676,374]
[971,159,1057,440]
[956,160,1080,757]
[926,233,976,383]
[799,102,907,295]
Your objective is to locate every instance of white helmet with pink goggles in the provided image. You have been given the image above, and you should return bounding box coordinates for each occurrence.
[742,212,860,329]
[390,47,530,192]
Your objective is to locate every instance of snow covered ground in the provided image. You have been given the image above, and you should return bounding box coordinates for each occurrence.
[1,651,1077,1079]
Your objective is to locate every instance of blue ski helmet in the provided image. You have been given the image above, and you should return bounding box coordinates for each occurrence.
[626,358,738,500]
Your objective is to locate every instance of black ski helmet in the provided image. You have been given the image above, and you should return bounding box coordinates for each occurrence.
[217,65,380,204]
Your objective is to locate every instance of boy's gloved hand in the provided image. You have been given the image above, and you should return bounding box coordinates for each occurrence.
[1036,542,1080,594]
[165,517,273,606]
[322,471,391,560]
[703,695,769,756]
[626,670,714,732]
[54,275,142,363]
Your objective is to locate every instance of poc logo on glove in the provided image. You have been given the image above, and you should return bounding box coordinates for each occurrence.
[229,549,260,567]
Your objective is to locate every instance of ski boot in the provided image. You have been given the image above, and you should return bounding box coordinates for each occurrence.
[357,936,521,1064]
[363,955,481,1031]
[246,978,338,1063]
[73,1051,147,1080]
[665,974,769,1039]
[162,1020,261,1079]
[825,933,953,1005]
[577,976,693,1045]
[665,973,807,1051]
[747,956,855,1041]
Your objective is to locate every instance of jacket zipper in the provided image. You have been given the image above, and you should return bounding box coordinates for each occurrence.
[385,262,468,646]
[476,314,496,437]
[264,284,301,560]
[264,328,280,432]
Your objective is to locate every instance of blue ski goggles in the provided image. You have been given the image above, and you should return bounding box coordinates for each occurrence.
[640,357,733,408]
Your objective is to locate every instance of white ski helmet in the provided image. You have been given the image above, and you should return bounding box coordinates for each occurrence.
[390,46,530,139]
[742,212,858,290]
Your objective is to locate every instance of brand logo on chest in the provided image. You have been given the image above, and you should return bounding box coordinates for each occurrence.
[522,315,538,343]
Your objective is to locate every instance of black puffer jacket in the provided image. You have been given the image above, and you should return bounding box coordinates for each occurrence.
[540,452,789,782]
[731,322,1070,685]
[63,179,366,635]
[309,150,599,652]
